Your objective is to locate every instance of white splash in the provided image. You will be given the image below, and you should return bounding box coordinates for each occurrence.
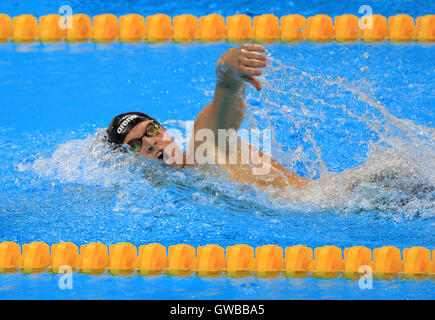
[246,54,434,216]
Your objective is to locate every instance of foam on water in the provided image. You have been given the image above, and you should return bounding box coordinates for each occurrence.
[20,126,281,217]
[247,53,434,216]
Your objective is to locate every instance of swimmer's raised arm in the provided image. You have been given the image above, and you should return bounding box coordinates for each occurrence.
[193,44,267,136]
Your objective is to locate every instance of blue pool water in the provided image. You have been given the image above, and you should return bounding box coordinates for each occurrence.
[0,0,434,299]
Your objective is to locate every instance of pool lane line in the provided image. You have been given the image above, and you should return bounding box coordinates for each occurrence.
[1,242,434,279]
[0,13,434,43]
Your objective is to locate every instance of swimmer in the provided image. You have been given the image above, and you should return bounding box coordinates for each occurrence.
[106,44,309,190]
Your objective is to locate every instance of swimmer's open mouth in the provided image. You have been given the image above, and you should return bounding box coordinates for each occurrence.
[156,150,164,161]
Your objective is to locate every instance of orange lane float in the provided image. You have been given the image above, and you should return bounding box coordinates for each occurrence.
[0,14,12,42]
[305,14,334,41]
[109,242,138,274]
[50,242,79,272]
[403,247,431,274]
[373,246,402,274]
[12,14,40,43]
[92,14,119,42]
[168,244,196,270]
[284,245,313,272]
[120,14,146,42]
[173,14,199,42]
[415,15,435,42]
[138,243,167,271]
[78,242,109,273]
[343,246,372,273]
[334,14,360,41]
[226,244,254,271]
[280,14,306,42]
[66,14,92,42]
[39,14,66,42]
[199,14,226,41]
[226,14,252,42]
[22,241,51,273]
[313,245,343,273]
[0,241,21,271]
[361,14,389,42]
[388,14,415,42]
[197,244,226,272]
[146,14,172,42]
[431,250,435,274]
[254,245,284,273]
[252,14,280,42]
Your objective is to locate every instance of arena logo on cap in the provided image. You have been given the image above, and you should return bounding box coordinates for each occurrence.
[117,115,139,134]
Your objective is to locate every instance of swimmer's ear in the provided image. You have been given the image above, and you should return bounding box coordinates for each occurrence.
[243,75,262,91]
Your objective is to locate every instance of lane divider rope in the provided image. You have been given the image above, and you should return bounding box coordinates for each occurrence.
[0,13,434,43]
[0,241,434,278]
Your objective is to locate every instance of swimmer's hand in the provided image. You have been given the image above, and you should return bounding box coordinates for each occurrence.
[193,44,266,137]
[217,44,267,91]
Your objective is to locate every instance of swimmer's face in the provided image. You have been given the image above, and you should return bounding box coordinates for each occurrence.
[123,120,182,166]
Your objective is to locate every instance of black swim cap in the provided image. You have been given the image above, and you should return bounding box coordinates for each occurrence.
[106,112,154,145]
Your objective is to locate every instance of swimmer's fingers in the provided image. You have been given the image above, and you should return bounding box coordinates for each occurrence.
[239,62,263,91]
[238,44,266,91]
[241,43,266,53]
[240,65,262,76]
[241,57,267,68]
[241,49,267,62]
[243,75,262,91]
[240,45,267,68]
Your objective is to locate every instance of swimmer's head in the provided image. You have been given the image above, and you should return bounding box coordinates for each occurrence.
[106,112,182,166]
[107,112,154,145]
